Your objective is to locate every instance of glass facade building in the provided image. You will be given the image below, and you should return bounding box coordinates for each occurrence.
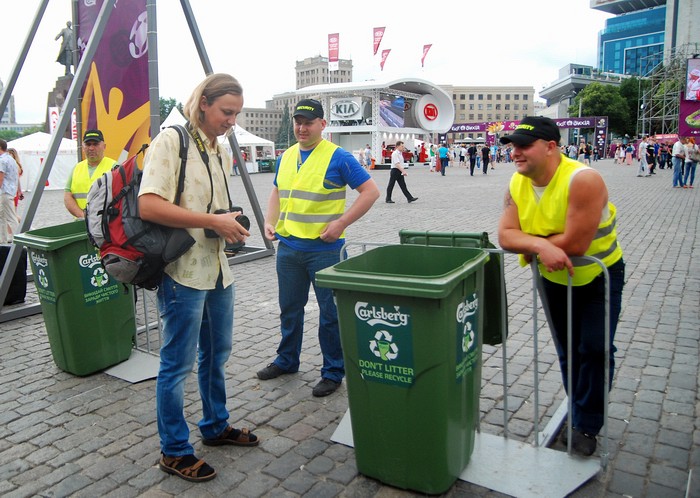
[598,6,665,76]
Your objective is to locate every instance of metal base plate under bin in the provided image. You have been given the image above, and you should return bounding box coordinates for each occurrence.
[331,409,600,498]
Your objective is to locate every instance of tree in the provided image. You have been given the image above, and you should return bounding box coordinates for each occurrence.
[275,106,294,150]
[0,130,21,141]
[569,82,630,136]
[159,97,182,124]
[618,77,645,135]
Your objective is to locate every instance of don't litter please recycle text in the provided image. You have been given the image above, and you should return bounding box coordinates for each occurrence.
[354,302,415,387]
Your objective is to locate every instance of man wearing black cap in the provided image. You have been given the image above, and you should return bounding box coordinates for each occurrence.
[498,116,625,457]
[64,129,116,218]
[258,99,380,397]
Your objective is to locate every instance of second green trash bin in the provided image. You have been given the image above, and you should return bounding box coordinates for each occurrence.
[14,221,136,376]
[316,244,489,494]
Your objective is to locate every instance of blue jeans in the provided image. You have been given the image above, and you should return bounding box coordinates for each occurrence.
[672,157,685,187]
[684,161,697,186]
[156,272,234,456]
[540,259,625,436]
[273,242,344,382]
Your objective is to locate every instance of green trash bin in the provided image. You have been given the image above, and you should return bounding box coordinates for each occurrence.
[316,244,489,494]
[398,230,508,346]
[14,221,136,376]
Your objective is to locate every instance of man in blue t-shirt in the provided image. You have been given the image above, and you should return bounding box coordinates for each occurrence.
[257,99,380,397]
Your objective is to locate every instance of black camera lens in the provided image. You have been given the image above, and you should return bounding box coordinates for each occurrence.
[236,214,251,231]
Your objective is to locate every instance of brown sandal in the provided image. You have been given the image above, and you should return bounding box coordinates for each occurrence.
[159,453,216,482]
[202,426,259,446]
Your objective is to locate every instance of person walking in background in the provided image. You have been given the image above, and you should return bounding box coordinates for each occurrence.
[498,116,625,457]
[64,129,116,219]
[438,143,449,176]
[139,73,257,483]
[468,143,477,176]
[7,148,24,224]
[481,143,490,174]
[646,137,656,175]
[0,140,19,242]
[625,143,634,165]
[258,98,380,397]
[683,137,698,188]
[637,136,650,177]
[429,144,437,172]
[671,137,686,188]
[385,141,418,204]
[364,144,372,170]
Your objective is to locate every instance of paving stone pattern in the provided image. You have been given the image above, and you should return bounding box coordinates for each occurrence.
[0,158,698,497]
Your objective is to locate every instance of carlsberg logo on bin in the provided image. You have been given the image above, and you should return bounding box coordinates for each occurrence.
[456,293,479,323]
[355,302,409,327]
[30,252,48,268]
[79,253,101,268]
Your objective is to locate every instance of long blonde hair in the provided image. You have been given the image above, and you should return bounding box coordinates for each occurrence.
[7,148,22,176]
[183,73,243,133]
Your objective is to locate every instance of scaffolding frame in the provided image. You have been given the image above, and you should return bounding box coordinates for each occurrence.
[638,43,700,137]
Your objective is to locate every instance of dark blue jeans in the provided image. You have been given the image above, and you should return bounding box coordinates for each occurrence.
[273,242,344,382]
[540,259,625,435]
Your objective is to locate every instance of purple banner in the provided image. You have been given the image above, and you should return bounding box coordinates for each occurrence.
[679,92,700,137]
[78,0,150,160]
[450,116,603,134]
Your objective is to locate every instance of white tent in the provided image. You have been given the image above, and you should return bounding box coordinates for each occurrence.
[8,132,78,192]
[160,107,275,172]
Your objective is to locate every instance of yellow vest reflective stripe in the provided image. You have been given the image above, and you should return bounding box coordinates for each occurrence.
[510,155,623,286]
[275,140,346,239]
[70,157,115,209]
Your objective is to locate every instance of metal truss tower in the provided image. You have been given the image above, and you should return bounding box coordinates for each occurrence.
[638,43,700,137]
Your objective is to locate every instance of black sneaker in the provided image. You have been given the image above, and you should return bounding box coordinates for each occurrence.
[256,363,291,380]
[408,197,418,203]
[571,429,597,456]
[561,426,597,456]
[385,200,395,204]
[312,378,341,397]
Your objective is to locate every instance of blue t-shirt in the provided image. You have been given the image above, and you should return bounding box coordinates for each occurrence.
[273,146,371,252]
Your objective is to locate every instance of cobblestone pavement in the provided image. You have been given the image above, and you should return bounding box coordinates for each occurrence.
[0,157,698,497]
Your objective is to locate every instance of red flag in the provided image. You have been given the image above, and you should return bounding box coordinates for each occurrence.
[328,33,339,71]
[380,49,391,71]
[373,27,385,56]
[421,44,432,68]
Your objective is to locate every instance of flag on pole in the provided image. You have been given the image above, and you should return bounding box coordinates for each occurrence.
[380,49,391,71]
[328,33,339,71]
[421,44,432,68]
[373,27,385,56]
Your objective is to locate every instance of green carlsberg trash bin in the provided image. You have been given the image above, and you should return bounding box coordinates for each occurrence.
[316,244,489,494]
[14,221,136,376]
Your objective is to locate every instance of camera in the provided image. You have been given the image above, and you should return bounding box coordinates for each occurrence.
[205,207,250,239]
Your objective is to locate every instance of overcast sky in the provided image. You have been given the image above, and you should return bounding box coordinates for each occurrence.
[2,0,612,123]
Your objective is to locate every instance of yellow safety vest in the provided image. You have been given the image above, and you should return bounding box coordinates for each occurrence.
[510,154,623,286]
[70,156,115,209]
[275,140,346,239]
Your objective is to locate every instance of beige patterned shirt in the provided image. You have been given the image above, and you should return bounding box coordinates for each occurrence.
[139,126,234,290]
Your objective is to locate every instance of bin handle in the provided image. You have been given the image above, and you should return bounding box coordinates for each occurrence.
[339,241,389,261]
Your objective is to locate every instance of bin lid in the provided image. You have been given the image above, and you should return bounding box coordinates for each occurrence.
[316,245,489,299]
[14,221,88,251]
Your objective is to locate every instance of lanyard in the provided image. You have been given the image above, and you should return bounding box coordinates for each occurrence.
[187,124,233,213]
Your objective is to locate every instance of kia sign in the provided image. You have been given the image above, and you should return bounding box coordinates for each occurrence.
[331,97,363,120]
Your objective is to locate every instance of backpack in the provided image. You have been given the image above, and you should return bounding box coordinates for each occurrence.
[85,125,195,290]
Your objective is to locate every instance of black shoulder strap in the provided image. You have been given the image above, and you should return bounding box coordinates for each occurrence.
[169,124,189,206]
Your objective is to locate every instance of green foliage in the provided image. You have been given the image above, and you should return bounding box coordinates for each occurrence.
[0,130,21,141]
[275,106,295,149]
[159,97,183,124]
[568,82,631,136]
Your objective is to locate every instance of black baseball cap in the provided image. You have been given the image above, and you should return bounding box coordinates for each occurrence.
[83,129,104,143]
[499,117,561,146]
[293,99,324,120]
